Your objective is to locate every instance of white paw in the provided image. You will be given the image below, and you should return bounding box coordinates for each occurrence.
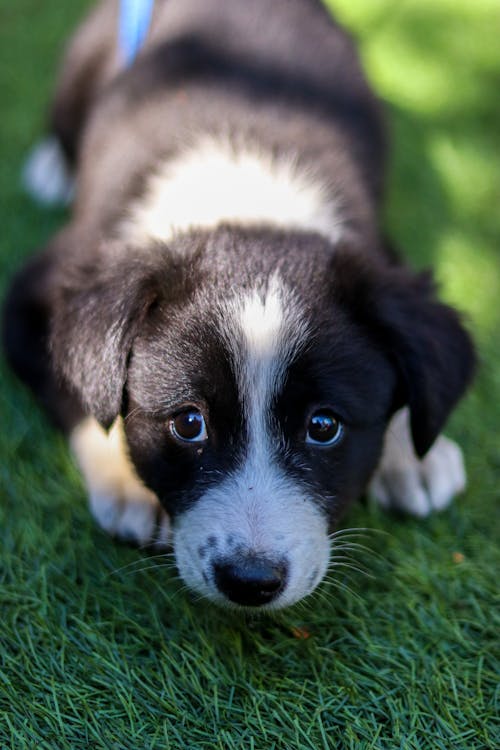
[70,416,171,547]
[22,136,75,206]
[370,409,466,517]
[89,477,171,548]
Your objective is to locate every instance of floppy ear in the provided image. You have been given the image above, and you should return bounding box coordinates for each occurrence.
[50,247,161,428]
[332,251,476,457]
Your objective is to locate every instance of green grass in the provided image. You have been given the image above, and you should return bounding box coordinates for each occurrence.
[1,0,499,747]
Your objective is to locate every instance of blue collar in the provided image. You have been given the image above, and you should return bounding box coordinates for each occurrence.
[119,0,154,67]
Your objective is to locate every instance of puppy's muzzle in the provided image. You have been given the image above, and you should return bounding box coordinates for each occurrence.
[213,554,288,607]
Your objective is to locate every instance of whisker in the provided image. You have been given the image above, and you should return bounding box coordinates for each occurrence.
[118,561,178,577]
[136,538,172,552]
[328,534,381,546]
[108,551,177,577]
[329,552,371,566]
[330,541,388,560]
[123,404,148,423]
[320,577,364,602]
[328,561,374,579]
[329,526,383,538]
[308,584,336,610]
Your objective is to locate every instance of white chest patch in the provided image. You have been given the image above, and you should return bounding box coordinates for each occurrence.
[122,138,343,244]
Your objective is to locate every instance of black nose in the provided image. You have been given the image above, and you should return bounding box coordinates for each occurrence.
[213,555,288,607]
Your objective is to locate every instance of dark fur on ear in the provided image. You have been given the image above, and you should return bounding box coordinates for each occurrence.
[331,249,476,456]
[49,241,198,428]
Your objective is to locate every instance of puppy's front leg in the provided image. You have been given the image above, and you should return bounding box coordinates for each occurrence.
[370,408,466,517]
[70,417,171,547]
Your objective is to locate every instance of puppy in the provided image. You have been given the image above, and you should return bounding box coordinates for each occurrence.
[3,0,475,610]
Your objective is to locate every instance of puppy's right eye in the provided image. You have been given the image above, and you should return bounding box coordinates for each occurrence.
[306,409,343,446]
[169,409,208,443]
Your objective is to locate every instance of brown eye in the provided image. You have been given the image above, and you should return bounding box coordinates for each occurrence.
[306,410,343,446]
[169,409,208,443]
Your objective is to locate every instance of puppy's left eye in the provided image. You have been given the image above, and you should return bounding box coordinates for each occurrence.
[169,409,208,443]
[306,410,343,446]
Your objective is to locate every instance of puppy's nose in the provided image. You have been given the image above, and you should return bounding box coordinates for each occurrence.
[213,555,288,607]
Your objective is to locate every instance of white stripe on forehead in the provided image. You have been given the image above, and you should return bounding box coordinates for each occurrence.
[223,275,309,458]
[238,278,286,361]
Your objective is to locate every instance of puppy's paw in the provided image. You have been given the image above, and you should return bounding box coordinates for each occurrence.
[22,136,75,206]
[70,417,171,547]
[370,409,466,517]
[89,477,171,548]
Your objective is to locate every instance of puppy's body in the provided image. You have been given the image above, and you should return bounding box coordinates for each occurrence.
[4,0,475,610]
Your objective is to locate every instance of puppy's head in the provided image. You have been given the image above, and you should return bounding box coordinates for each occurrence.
[51,228,475,610]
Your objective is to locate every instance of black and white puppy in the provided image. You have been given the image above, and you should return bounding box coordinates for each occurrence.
[3,0,475,610]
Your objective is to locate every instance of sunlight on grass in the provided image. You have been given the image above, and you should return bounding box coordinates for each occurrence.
[331,0,500,116]
[430,135,499,220]
[436,233,499,332]
[329,0,500,347]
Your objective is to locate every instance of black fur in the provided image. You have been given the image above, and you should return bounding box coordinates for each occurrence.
[3,0,475,590]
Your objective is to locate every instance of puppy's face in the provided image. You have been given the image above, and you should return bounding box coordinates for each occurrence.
[121,241,397,610]
[52,228,474,610]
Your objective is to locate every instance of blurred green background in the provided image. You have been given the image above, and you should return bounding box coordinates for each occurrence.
[1,1,499,748]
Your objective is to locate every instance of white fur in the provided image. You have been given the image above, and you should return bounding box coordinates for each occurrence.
[370,408,466,517]
[70,416,170,546]
[174,278,329,609]
[122,137,343,244]
[174,468,330,610]
[22,136,75,206]
[227,275,309,456]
